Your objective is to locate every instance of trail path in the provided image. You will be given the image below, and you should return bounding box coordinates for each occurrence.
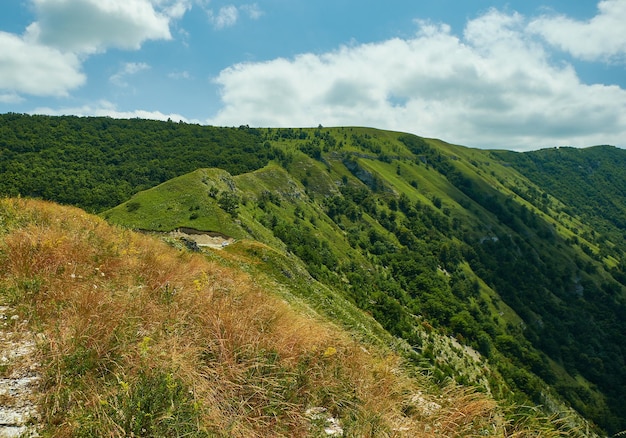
[0,306,40,438]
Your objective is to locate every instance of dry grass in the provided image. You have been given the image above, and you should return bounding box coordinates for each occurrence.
[0,198,568,437]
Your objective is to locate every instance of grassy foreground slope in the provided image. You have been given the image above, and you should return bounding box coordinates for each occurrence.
[0,197,548,437]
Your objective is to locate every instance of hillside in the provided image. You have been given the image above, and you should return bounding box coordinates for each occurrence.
[1,198,569,437]
[0,114,271,212]
[493,145,626,274]
[104,127,626,435]
[2,114,626,435]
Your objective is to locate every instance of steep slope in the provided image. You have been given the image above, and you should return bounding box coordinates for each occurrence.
[1,197,535,437]
[104,126,626,434]
[494,145,626,230]
[2,115,625,434]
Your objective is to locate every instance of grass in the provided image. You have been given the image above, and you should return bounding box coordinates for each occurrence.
[102,168,247,237]
[92,130,605,434]
[2,197,571,437]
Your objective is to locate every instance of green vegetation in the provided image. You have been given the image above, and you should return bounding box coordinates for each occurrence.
[1,198,558,437]
[102,168,247,236]
[2,115,626,435]
[0,113,272,212]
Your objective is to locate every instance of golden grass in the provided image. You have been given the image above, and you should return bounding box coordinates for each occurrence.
[0,198,569,437]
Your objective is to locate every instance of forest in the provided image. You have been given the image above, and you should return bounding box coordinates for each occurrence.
[0,113,272,212]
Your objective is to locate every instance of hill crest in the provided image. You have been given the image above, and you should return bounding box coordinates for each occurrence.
[2,114,626,434]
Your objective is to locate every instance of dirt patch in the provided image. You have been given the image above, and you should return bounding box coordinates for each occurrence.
[169,228,235,250]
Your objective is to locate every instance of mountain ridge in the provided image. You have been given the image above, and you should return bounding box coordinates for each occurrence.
[1,114,625,434]
[103,127,626,433]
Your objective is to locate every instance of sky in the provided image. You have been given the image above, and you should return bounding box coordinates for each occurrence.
[1,0,626,151]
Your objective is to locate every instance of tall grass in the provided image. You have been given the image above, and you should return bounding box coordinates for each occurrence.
[0,198,571,437]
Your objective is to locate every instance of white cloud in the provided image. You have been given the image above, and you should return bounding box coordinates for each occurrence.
[0,0,187,99]
[0,31,85,97]
[109,62,151,87]
[208,9,626,150]
[25,0,174,54]
[0,93,25,104]
[156,0,192,19]
[207,3,262,29]
[529,0,626,62]
[241,3,263,20]
[208,5,239,29]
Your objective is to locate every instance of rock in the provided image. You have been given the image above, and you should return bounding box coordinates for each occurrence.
[305,407,344,436]
[0,306,40,437]
[180,237,201,252]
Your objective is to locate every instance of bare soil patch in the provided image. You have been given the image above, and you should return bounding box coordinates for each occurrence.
[169,228,235,249]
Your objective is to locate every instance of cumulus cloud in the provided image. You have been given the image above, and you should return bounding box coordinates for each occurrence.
[0,31,85,97]
[207,3,262,29]
[25,0,174,54]
[1,0,186,99]
[208,9,626,150]
[529,0,626,62]
[109,62,151,87]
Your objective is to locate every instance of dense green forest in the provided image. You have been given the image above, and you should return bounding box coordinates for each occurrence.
[0,113,272,212]
[2,114,626,435]
[493,146,626,275]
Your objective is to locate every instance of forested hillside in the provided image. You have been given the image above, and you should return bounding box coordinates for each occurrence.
[494,146,626,274]
[3,198,522,437]
[2,114,626,435]
[0,113,271,212]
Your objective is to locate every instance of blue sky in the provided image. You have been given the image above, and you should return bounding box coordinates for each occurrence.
[1,0,625,150]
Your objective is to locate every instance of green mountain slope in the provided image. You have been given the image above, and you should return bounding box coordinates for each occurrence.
[102,126,626,434]
[5,198,527,437]
[2,115,626,434]
[493,146,626,276]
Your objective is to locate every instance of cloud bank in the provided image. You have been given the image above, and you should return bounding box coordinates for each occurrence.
[209,7,626,150]
[0,31,85,97]
[1,0,186,100]
[207,3,263,29]
[24,0,175,54]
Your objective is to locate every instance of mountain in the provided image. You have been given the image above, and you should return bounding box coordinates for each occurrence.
[3,197,519,437]
[1,114,625,435]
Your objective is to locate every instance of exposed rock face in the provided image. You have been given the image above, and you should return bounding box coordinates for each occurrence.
[0,306,40,438]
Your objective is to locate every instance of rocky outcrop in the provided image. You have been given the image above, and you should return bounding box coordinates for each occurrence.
[0,306,40,438]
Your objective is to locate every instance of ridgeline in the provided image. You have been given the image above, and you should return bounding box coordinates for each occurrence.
[1,114,625,436]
